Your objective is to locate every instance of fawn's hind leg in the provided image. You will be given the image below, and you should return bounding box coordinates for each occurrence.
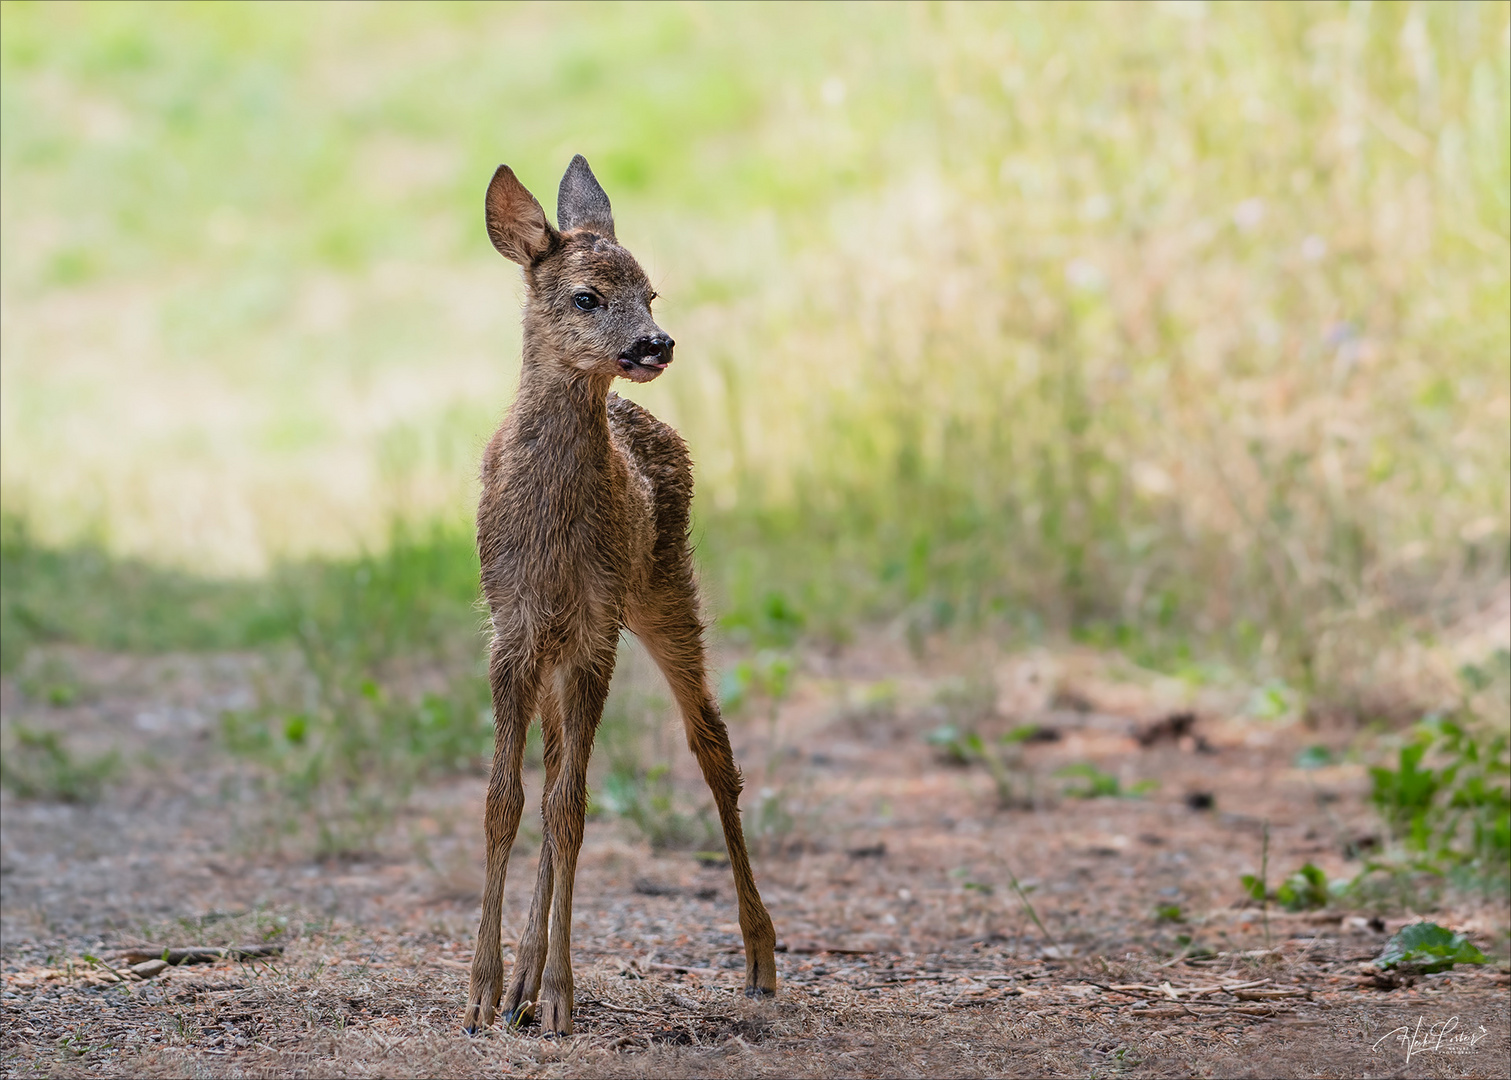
[631,594,778,998]
[501,687,563,1026]
[463,643,542,1034]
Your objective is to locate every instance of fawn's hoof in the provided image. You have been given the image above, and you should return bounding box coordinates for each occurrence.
[504,1001,535,1028]
[744,985,776,999]
[462,992,499,1034]
[536,993,573,1037]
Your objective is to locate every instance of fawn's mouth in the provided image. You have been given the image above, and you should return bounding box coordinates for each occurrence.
[617,355,669,382]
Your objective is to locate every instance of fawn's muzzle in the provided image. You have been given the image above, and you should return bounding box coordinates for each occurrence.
[618,334,674,380]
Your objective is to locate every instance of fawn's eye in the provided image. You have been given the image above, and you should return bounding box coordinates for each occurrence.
[573,292,598,311]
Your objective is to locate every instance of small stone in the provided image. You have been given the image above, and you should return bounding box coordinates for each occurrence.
[130,960,170,979]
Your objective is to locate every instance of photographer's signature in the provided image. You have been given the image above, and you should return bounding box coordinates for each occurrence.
[1372,1016,1488,1062]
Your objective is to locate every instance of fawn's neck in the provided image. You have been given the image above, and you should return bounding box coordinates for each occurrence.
[510,342,615,481]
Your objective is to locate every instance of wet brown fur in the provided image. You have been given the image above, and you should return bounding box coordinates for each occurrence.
[463,157,777,1036]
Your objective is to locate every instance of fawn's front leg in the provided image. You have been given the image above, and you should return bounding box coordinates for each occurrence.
[463,646,540,1034]
[501,690,563,1027]
[536,648,615,1035]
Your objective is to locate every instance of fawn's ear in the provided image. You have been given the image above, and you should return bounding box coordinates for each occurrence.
[485,165,558,264]
[556,154,615,240]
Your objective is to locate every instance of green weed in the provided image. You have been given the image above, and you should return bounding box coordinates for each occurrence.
[919,675,1042,808]
[597,762,718,853]
[1366,706,1510,895]
[746,785,798,857]
[926,725,984,768]
[1274,863,1336,912]
[1243,820,1273,947]
[16,652,84,707]
[1240,679,1510,914]
[1054,763,1157,800]
[719,590,806,650]
[0,726,119,803]
[718,649,794,719]
[1375,921,1487,974]
[593,677,721,853]
[926,724,1040,808]
[1293,745,1334,770]
[1242,857,1346,913]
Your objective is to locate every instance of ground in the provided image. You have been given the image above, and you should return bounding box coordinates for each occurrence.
[2,637,1507,1079]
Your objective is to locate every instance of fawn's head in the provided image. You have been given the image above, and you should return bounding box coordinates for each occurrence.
[486,155,671,383]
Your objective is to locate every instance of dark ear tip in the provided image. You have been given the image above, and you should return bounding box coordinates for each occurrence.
[557,154,613,238]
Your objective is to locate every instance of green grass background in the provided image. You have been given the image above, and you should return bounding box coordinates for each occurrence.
[2,1,1508,700]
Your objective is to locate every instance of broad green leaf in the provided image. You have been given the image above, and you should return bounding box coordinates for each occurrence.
[1376,921,1487,973]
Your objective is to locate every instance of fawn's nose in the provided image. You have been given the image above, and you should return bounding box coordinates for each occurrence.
[625,333,674,366]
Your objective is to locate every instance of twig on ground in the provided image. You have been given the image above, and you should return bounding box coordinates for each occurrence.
[82,954,129,983]
[578,998,671,1017]
[643,962,724,977]
[1231,988,1308,1000]
[116,946,284,966]
[1002,860,1066,961]
[1099,978,1275,999]
[1260,821,1272,950]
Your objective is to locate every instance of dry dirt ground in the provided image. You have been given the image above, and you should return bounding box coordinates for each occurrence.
[2,638,1508,1079]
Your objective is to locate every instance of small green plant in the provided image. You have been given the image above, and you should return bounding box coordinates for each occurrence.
[1275,863,1335,911]
[1366,706,1509,895]
[1242,861,1337,912]
[926,723,979,767]
[1246,680,1300,722]
[1370,741,1443,846]
[598,763,718,851]
[1375,921,1487,974]
[1458,649,1510,697]
[0,727,119,803]
[1294,745,1333,770]
[1154,904,1184,923]
[1054,762,1157,800]
[719,590,806,649]
[18,653,85,707]
[718,649,794,717]
[1001,861,1066,960]
[948,866,995,897]
[592,681,721,853]
[926,723,1039,807]
[746,785,797,856]
[1241,820,1273,947]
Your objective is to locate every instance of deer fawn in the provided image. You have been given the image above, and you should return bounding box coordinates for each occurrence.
[462,156,777,1035]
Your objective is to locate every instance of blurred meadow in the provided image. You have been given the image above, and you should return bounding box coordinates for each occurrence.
[4,1,1508,703]
[2,0,1509,836]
